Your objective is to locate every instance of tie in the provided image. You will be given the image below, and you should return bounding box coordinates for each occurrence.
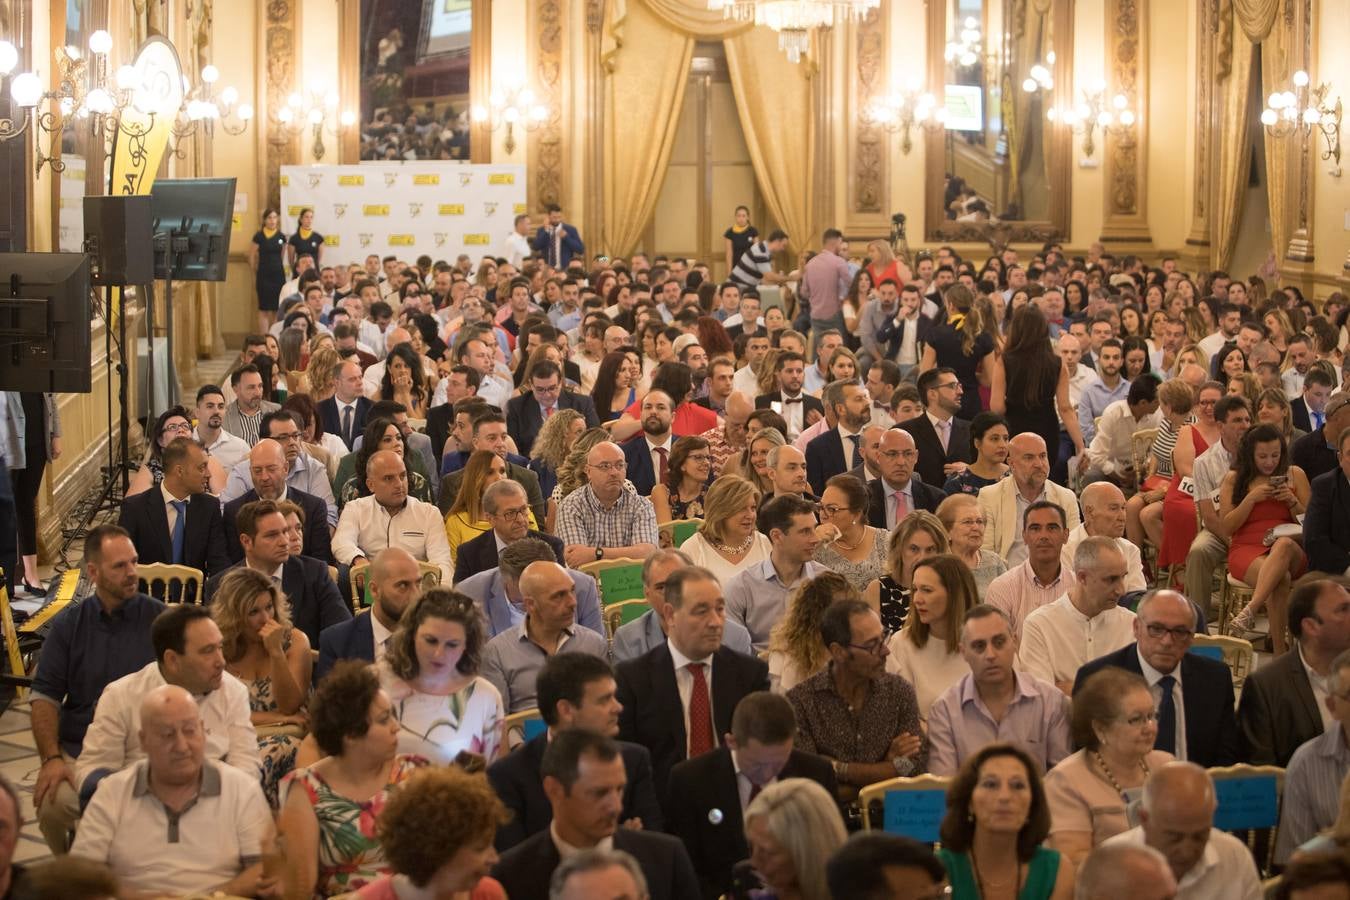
[341,404,354,448]
[1155,675,1177,754]
[543,405,554,420]
[847,433,862,469]
[1314,411,1325,430]
[687,662,714,757]
[893,490,908,526]
[937,419,951,453]
[748,781,762,805]
[655,446,669,485]
[782,397,802,404]
[169,500,187,565]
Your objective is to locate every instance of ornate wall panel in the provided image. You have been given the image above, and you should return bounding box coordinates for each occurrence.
[261,0,299,210]
[1185,0,1216,259]
[1100,0,1152,245]
[852,7,884,216]
[528,0,566,212]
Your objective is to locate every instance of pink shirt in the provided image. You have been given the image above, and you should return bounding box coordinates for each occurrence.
[984,560,1068,638]
[799,251,852,320]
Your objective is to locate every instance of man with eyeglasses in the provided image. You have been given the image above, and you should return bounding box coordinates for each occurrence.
[928,604,1070,777]
[1074,590,1240,768]
[1274,647,1350,864]
[865,428,945,530]
[221,410,338,528]
[896,368,972,488]
[698,392,752,479]
[453,479,564,583]
[506,359,600,458]
[557,441,659,569]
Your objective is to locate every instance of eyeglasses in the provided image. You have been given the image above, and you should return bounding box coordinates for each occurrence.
[164,421,192,433]
[1143,622,1193,641]
[589,461,626,473]
[878,449,918,460]
[956,517,986,528]
[495,506,530,521]
[1118,711,1159,727]
[820,504,857,517]
[935,381,962,391]
[848,638,887,657]
[271,431,303,443]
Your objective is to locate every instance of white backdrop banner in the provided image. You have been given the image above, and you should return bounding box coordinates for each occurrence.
[278,162,527,266]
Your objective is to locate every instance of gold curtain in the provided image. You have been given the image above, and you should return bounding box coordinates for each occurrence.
[599,1,695,257]
[1210,36,1255,270]
[1230,0,1280,41]
[724,24,817,249]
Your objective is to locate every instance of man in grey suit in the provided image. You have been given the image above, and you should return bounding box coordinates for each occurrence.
[222,365,280,447]
[611,549,753,662]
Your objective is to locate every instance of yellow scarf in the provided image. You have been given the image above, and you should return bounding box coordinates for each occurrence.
[949,312,967,329]
[262,227,278,238]
[298,228,313,240]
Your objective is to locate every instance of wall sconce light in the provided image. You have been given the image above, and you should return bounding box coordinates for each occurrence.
[868,86,948,155]
[1047,84,1135,160]
[1261,69,1342,167]
[1021,52,1055,93]
[945,17,982,68]
[167,63,253,157]
[271,84,355,161]
[472,83,547,154]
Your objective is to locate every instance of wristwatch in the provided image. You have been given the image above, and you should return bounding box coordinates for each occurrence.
[594,546,604,561]
[892,755,914,776]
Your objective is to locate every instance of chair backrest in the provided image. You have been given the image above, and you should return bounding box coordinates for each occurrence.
[1207,763,1286,876]
[137,563,205,605]
[417,561,443,590]
[349,561,371,613]
[1131,428,1159,479]
[579,558,646,607]
[658,519,701,549]
[603,600,650,641]
[504,707,546,749]
[1190,634,1254,694]
[858,774,953,838]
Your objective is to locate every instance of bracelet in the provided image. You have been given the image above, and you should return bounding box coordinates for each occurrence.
[41,754,60,764]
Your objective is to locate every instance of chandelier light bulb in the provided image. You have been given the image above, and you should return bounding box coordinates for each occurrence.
[115,64,138,90]
[1293,70,1310,87]
[503,106,521,125]
[1119,109,1136,126]
[85,87,113,114]
[64,45,80,61]
[58,96,74,116]
[10,72,42,107]
[959,51,977,66]
[185,100,204,121]
[529,104,547,122]
[306,107,323,125]
[237,103,254,120]
[201,64,219,84]
[1303,107,1322,125]
[1046,107,1058,122]
[277,106,293,123]
[1046,50,1056,64]
[88,30,112,56]
[471,104,488,122]
[339,109,357,127]
[1260,108,1278,126]
[1112,93,1127,110]
[220,85,239,106]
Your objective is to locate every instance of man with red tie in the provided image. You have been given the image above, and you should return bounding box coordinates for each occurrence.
[621,390,675,497]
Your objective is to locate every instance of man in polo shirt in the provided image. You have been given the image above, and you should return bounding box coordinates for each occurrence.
[724,495,825,652]
[557,441,659,569]
[985,501,1071,638]
[31,524,165,853]
[71,685,275,898]
[481,560,610,713]
[730,230,790,291]
[1017,537,1135,694]
[193,384,250,471]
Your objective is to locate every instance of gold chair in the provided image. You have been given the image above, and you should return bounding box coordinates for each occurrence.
[658,519,701,549]
[138,563,205,605]
[416,561,443,589]
[603,599,650,642]
[1191,633,1254,695]
[504,708,545,749]
[1130,428,1159,484]
[858,773,952,835]
[1207,763,1286,877]
[579,558,647,607]
[1215,573,1256,638]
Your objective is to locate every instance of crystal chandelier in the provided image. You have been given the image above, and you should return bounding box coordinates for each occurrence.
[708,0,880,63]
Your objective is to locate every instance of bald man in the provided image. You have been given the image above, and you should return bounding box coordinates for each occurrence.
[699,391,752,477]
[557,441,659,569]
[978,433,1081,563]
[72,685,275,898]
[1063,482,1147,593]
[223,438,333,564]
[866,428,945,529]
[317,547,423,680]
[482,561,610,713]
[332,450,454,583]
[1105,762,1261,899]
[1077,843,1177,900]
[1074,590,1241,767]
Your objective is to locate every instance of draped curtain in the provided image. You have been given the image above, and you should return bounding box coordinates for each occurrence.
[1211,37,1255,271]
[599,0,818,258]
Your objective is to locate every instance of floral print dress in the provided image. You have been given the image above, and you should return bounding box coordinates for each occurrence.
[282,755,428,897]
[382,670,505,766]
[249,675,301,807]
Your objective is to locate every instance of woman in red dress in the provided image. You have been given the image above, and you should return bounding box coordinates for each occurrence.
[1156,382,1225,581]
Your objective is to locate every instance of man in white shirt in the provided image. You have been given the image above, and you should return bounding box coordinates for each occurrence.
[1282,333,1318,399]
[1063,482,1148,593]
[459,336,514,411]
[803,331,843,397]
[75,604,259,797]
[733,333,771,399]
[1184,395,1250,615]
[1018,537,1135,694]
[1106,762,1262,900]
[71,685,275,899]
[332,449,454,583]
[193,386,250,471]
[1081,382,1161,486]
[503,214,534,267]
[1196,302,1243,362]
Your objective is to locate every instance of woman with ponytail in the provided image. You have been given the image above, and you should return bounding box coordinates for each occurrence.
[920,283,994,420]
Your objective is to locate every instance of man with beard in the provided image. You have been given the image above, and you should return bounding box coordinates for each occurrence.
[806,380,873,495]
[192,385,249,471]
[896,368,972,488]
[1078,339,1131,446]
[317,547,429,679]
[621,390,675,497]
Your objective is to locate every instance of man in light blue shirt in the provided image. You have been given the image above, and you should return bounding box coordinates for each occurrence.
[612,549,753,662]
[456,537,603,638]
[1078,339,1130,445]
[724,496,826,652]
[221,410,338,526]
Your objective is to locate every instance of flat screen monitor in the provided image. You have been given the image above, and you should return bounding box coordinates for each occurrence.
[944,83,984,132]
[0,252,92,392]
[149,177,237,282]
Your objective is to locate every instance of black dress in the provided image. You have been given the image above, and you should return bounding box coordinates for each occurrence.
[252,229,287,312]
[1004,356,1064,469]
[724,224,758,267]
[876,575,912,637]
[287,229,324,268]
[927,326,994,421]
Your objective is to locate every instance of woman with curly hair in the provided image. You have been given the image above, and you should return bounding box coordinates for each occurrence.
[380,588,504,765]
[279,661,429,897]
[863,510,950,637]
[765,571,859,694]
[379,343,433,418]
[357,766,508,899]
[126,405,227,497]
[304,342,342,406]
[528,407,586,500]
[210,565,312,805]
[338,417,434,507]
[591,351,637,422]
[445,450,538,563]
[546,426,612,532]
[651,435,713,522]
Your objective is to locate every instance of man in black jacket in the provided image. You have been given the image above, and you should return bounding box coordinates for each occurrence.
[488,653,662,851]
[506,359,599,457]
[454,480,563,582]
[1306,428,1350,576]
[865,428,945,528]
[895,367,972,488]
[492,731,699,900]
[665,692,837,900]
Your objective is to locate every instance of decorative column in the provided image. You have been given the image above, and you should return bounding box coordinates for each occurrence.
[851,6,885,219]
[260,0,299,210]
[1099,0,1152,247]
[528,0,566,212]
[1183,0,1216,270]
[583,0,605,248]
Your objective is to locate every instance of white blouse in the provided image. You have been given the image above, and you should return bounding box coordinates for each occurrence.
[681,530,773,588]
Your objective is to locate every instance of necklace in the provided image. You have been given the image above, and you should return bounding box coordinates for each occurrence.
[833,523,866,551]
[1092,749,1150,798]
[714,532,755,555]
[970,846,1023,899]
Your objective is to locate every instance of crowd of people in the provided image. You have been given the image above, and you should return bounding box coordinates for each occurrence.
[8,205,1350,899]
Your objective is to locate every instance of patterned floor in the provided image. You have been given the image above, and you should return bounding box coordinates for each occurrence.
[0,702,59,864]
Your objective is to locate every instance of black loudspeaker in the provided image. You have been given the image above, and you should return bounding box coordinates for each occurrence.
[83,195,154,286]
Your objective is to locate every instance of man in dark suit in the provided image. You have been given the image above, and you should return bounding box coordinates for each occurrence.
[1306,431,1350,576]
[425,365,483,461]
[1291,368,1336,434]
[896,367,972,488]
[204,499,351,649]
[315,547,421,681]
[489,654,663,851]
[1294,392,1350,483]
[866,428,945,529]
[436,408,546,523]
[805,380,872,496]
[1238,579,1350,766]
[531,204,586,269]
[317,360,371,450]
[492,731,699,900]
[874,283,936,361]
[223,438,332,564]
[117,438,230,585]
[1073,590,1241,768]
[616,567,771,805]
[754,351,823,442]
[666,692,837,899]
[506,359,599,458]
[621,390,675,498]
[454,480,563,583]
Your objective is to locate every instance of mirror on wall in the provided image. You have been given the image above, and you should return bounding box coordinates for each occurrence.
[57,0,94,253]
[358,0,474,161]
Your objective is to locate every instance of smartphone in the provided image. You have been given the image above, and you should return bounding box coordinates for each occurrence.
[1268,475,1288,490]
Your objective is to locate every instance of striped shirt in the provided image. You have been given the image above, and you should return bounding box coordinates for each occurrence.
[236,410,262,447]
[1149,415,1190,480]
[731,240,774,288]
[1274,724,1350,863]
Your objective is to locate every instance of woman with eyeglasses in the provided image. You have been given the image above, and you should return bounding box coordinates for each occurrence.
[862,511,950,637]
[1044,668,1173,868]
[943,412,1011,498]
[936,494,1007,598]
[651,435,713,523]
[126,406,227,497]
[814,475,889,593]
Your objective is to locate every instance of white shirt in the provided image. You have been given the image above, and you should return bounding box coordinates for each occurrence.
[1106,826,1262,900]
[75,662,260,788]
[1138,649,1187,761]
[1016,593,1137,686]
[1197,330,1229,362]
[1193,441,1236,516]
[775,393,806,441]
[1063,364,1099,425]
[359,319,388,358]
[195,426,250,471]
[733,365,759,400]
[477,372,514,411]
[1300,641,1336,730]
[1085,400,1161,476]
[573,351,601,393]
[1061,525,1148,593]
[332,495,455,584]
[898,313,921,366]
[503,231,533,268]
[646,434,674,485]
[160,482,188,538]
[669,638,718,756]
[371,612,393,665]
[837,425,861,470]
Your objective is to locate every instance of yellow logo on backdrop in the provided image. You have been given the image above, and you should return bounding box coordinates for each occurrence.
[359,233,373,247]
[384,172,398,186]
[363,204,390,216]
[464,234,490,245]
[287,205,307,217]
[389,234,416,246]
[408,202,423,218]
[488,173,515,185]
[307,173,322,188]
[324,235,340,246]
[231,213,242,231]
[438,204,465,215]
[459,173,473,187]
[280,175,290,186]
[413,174,440,185]
[338,175,365,186]
[513,203,527,214]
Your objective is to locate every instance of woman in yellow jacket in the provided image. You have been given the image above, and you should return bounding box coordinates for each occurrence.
[444,449,538,565]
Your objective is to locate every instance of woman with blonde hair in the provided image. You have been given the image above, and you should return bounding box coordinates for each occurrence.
[765,571,859,694]
[744,778,848,900]
[756,347,784,397]
[864,238,908,289]
[305,342,342,405]
[210,565,312,805]
[445,450,536,563]
[936,493,1007,597]
[863,510,950,636]
[733,425,786,497]
[886,554,980,720]
[682,474,772,586]
[1227,371,1262,410]
[1264,307,1296,356]
[1256,387,1308,443]
[528,407,585,500]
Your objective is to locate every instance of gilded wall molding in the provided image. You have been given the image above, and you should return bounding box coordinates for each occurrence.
[1100,0,1152,245]
[529,0,565,212]
[852,7,884,215]
[1183,0,1216,263]
[262,0,298,210]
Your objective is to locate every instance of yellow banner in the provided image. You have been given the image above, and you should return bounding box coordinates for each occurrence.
[464,234,490,245]
[413,174,440,185]
[338,174,365,186]
[324,235,340,246]
[513,203,528,214]
[488,173,515,185]
[363,204,391,216]
[389,234,416,246]
[438,203,466,216]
